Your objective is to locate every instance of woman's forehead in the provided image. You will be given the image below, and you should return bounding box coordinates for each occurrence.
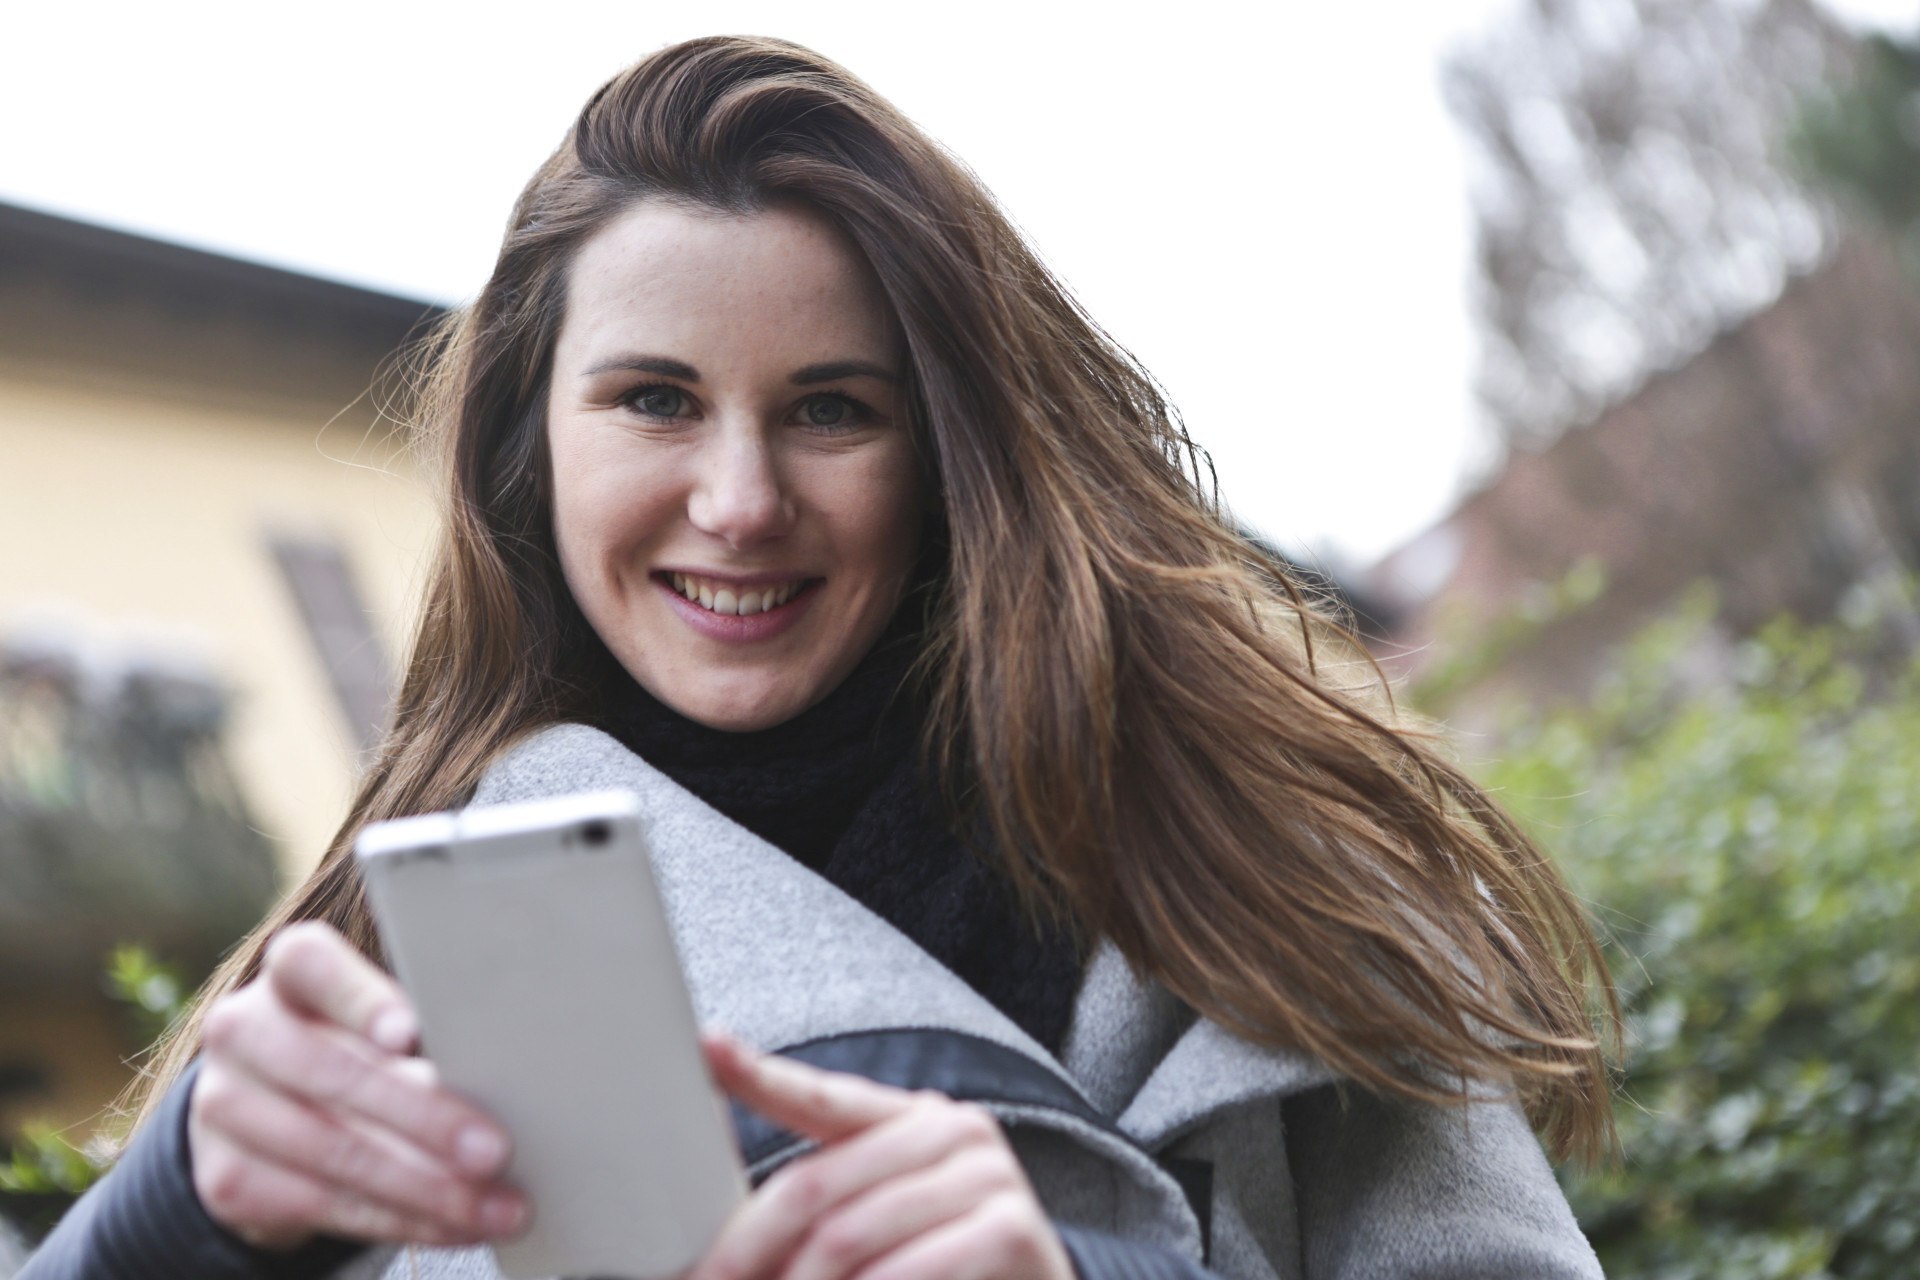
[554,201,897,371]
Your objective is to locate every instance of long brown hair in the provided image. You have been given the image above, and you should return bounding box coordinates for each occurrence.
[133,35,1615,1161]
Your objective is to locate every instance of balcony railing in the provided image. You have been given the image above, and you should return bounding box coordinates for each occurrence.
[0,630,277,983]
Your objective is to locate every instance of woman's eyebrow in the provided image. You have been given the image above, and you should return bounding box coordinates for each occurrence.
[792,360,899,385]
[584,354,701,380]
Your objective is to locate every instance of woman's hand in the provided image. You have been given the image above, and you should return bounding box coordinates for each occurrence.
[692,1031,1076,1280]
[186,921,528,1250]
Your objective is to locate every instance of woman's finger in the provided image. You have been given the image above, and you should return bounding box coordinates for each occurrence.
[192,1059,525,1240]
[263,921,418,1053]
[852,1191,1071,1280]
[702,1031,910,1142]
[778,1145,1019,1280]
[194,1140,502,1250]
[690,1093,1005,1280]
[202,987,510,1177]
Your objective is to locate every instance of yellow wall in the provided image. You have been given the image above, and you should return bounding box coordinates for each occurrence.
[0,275,441,879]
[0,249,450,1149]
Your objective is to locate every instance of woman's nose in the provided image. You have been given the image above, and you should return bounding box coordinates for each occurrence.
[686,426,797,549]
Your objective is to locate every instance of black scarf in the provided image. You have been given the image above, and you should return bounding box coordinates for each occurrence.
[594,617,1086,1053]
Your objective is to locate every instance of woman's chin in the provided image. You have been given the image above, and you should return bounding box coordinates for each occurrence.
[650,679,819,733]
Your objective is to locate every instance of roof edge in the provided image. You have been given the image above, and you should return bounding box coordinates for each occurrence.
[0,197,450,340]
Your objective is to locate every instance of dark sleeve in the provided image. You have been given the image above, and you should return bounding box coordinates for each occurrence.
[17,1059,365,1280]
[1056,1222,1219,1280]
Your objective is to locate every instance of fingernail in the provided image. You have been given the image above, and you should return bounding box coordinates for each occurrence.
[456,1125,508,1174]
[371,1008,416,1053]
[480,1191,527,1237]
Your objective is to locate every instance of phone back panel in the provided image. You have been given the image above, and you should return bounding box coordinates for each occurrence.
[358,791,745,1279]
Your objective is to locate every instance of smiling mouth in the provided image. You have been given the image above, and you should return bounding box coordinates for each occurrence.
[660,571,817,616]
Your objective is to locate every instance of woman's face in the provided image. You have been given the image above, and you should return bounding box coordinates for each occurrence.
[546,200,923,733]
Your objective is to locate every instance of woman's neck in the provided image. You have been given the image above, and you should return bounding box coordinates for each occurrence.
[594,608,926,867]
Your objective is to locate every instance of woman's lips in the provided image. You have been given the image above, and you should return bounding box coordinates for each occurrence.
[653,572,820,642]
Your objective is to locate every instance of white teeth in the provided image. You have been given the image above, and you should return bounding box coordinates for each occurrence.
[668,574,806,615]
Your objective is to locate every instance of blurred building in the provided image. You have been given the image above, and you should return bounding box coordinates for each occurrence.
[0,200,442,1139]
[1368,234,1920,717]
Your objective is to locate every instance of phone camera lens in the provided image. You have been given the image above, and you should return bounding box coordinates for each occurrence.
[579,820,612,847]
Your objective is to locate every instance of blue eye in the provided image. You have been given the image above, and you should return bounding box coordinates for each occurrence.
[804,397,848,426]
[625,385,688,418]
[799,394,869,431]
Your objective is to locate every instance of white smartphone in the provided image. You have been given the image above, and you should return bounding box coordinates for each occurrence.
[354,789,746,1280]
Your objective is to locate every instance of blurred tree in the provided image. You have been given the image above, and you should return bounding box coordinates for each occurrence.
[1444,0,1859,446]
[1449,583,1920,1277]
[1790,32,1920,252]
[0,947,193,1241]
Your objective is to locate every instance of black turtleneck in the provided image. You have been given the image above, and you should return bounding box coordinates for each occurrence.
[594,612,1087,1054]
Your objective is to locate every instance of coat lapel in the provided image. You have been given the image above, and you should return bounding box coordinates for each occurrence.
[473,723,1062,1063]
[1060,936,1341,1150]
[1120,1019,1340,1149]
[471,723,1334,1257]
[476,723,1339,1135]
[474,725,1207,1253]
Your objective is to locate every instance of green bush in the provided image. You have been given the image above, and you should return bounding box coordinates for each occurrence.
[0,946,190,1236]
[1466,589,1920,1278]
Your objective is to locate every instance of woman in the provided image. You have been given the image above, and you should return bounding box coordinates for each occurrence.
[23,35,1613,1280]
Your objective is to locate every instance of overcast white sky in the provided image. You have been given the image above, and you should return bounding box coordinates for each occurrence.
[3,1,1912,570]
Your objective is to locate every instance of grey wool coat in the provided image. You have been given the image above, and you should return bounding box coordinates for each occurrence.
[337,723,1604,1280]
